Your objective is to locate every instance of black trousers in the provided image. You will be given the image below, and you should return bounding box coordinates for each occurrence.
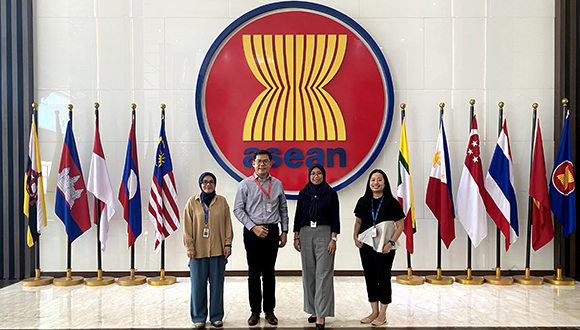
[359,244,396,305]
[243,224,279,313]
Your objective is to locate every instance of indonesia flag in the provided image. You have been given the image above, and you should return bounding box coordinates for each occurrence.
[118,117,142,248]
[55,120,91,242]
[484,119,518,250]
[148,117,180,253]
[87,117,116,251]
[425,118,455,248]
[456,115,488,247]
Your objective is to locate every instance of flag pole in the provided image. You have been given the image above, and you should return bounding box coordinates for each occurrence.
[513,103,544,285]
[456,99,484,285]
[396,103,424,285]
[149,103,177,286]
[544,98,575,285]
[425,102,453,285]
[22,103,54,286]
[119,103,147,286]
[54,104,84,286]
[484,102,514,285]
[85,102,115,286]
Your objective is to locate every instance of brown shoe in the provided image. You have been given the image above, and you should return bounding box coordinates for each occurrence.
[265,311,278,325]
[248,312,260,326]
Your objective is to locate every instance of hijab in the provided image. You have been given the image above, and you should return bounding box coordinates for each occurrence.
[304,164,332,222]
[199,172,217,206]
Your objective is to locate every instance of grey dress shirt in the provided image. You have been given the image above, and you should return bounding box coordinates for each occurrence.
[233,172,289,232]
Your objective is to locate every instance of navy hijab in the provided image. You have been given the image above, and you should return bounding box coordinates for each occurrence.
[199,172,217,206]
[304,164,332,222]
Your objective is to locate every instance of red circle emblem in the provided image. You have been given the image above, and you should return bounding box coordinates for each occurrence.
[552,160,575,195]
[196,2,394,197]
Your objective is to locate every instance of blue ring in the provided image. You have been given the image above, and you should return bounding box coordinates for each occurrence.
[195,1,395,200]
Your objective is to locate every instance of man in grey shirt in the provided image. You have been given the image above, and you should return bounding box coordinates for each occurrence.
[233,149,289,326]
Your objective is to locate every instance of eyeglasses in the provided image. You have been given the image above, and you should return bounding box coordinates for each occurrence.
[254,159,270,165]
[202,180,215,185]
[310,171,323,176]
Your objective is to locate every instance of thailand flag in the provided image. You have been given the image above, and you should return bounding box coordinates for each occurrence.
[484,119,518,250]
[55,120,91,242]
[148,117,180,253]
[118,117,142,248]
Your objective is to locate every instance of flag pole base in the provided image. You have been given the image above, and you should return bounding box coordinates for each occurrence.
[514,268,543,285]
[148,270,176,286]
[425,269,453,285]
[118,269,146,286]
[22,269,53,286]
[456,269,484,285]
[54,269,84,286]
[85,270,115,286]
[484,268,513,285]
[544,269,575,285]
[396,268,424,285]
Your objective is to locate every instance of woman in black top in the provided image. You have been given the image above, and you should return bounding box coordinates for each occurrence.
[293,164,340,330]
[353,169,404,326]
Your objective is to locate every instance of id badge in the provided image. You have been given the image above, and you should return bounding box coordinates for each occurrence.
[371,226,378,238]
[266,202,273,213]
[310,221,317,228]
[203,227,210,238]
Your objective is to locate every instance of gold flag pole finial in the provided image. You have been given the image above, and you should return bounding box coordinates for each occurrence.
[400,103,406,111]
[562,98,569,105]
[498,101,504,109]
[439,102,445,110]
[94,102,100,110]
[68,104,73,112]
[469,99,475,106]
[131,103,137,110]
[160,103,166,110]
[32,103,38,110]
[532,103,539,110]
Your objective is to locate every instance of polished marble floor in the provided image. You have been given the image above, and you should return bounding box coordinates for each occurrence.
[1,276,579,329]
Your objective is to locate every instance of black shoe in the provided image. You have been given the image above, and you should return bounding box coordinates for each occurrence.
[248,312,260,326]
[316,322,325,330]
[265,311,278,325]
[308,315,316,323]
[211,321,223,328]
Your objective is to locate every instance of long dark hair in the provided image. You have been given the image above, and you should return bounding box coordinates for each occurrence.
[363,169,393,202]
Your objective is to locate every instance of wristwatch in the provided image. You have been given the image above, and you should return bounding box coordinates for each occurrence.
[388,240,396,246]
[331,237,338,242]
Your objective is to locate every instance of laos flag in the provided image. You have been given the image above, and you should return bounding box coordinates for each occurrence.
[55,120,91,242]
[118,117,142,247]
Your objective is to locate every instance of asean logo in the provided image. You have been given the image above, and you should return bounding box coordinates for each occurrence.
[196,1,394,198]
[552,160,575,195]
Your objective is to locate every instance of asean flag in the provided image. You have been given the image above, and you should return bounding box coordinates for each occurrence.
[55,120,91,242]
[119,118,142,248]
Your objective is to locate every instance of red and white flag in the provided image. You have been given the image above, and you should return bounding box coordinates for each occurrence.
[87,118,116,251]
[456,115,488,247]
[148,117,180,253]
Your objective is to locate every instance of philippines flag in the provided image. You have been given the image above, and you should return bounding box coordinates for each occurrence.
[529,118,553,250]
[425,118,455,248]
[456,115,488,247]
[549,113,576,237]
[148,117,180,253]
[55,120,91,242]
[118,117,142,248]
[87,117,116,251]
[484,119,518,250]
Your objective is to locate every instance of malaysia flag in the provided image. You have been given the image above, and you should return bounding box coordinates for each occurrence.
[118,117,142,248]
[484,119,518,250]
[148,117,180,253]
[55,120,91,242]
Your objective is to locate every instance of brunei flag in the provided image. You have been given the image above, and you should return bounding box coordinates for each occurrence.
[397,118,416,254]
[24,116,47,247]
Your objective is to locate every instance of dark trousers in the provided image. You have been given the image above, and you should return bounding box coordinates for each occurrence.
[359,244,396,305]
[243,224,279,313]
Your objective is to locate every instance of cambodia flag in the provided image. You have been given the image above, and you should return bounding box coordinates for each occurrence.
[549,114,576,237]
[119,117,142,248]
[55,120,91,242]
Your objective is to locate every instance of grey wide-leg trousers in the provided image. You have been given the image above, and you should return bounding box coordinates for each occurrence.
[299,225,335,318]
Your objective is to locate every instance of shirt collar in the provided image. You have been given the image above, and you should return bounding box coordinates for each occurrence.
[253,172,271,183]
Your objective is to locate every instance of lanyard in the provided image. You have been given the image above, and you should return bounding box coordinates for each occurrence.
[371,196,384,226]
[202,203,209,225]
[253,176,271,199]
